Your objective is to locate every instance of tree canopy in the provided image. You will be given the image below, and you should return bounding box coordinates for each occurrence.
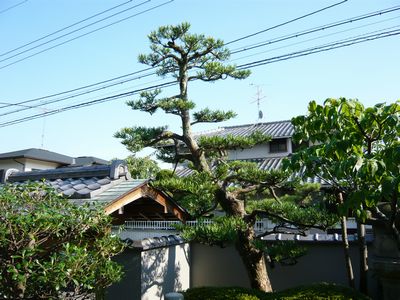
[116,22,337,292]
[0,182,124,299]
[287,98,400,243]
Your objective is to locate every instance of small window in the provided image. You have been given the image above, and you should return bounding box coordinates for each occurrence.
[269,138,287,153]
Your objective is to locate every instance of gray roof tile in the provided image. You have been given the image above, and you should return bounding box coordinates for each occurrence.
[76,188,92,195]
[196,120,293,140]
[63,188,76,197]
[73,183,86,190]
[59,184,73,191]
[87,183,101,190]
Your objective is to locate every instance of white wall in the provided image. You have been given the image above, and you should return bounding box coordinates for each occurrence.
[0,158,60,172]
[141,244,190,300]
[227,138,292,160]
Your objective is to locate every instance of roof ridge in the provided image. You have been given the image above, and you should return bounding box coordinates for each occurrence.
[222,120,292,129]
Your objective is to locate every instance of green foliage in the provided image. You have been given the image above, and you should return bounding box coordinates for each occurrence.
[139,22,250,81]
[287,98,400,220]
[199,131,271,157]
[265,241,307,266]
[115,22,250,155]
[124,155,160,179]
[114,126,168,153]
[252,199,337,229]
[0,182,124,299]
[177,217,247,247]
[182,283,371,300]
[193,108,237,124]
[154,171,217,217]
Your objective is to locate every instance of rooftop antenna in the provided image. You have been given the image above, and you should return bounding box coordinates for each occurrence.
[249,84,266,123]
[0,101,48,148]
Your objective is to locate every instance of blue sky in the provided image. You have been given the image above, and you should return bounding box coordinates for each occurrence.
[0,0,399,160]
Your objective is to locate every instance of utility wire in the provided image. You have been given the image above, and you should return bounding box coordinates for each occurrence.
[1,3,394,113]
[230,19,400,63]
[0,0,28,15]
[0,0,134,57]
[1,28,398,128]
[230,5,400,54]
[0,0,351,107]
[0,69,156,116]
[224,0,348,45]
[237,28,400,69]
[0,2,395,124]
[0,0,150,64]
[0,0,174,70]
[0,81,176,127]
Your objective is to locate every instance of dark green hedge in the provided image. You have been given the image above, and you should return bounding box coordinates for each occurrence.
[182,283,371,300]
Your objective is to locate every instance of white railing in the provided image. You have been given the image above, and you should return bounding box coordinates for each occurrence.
[113,218,371,241]
[121,219,272,232]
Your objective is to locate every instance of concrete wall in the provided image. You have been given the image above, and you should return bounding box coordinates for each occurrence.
[107,238,381,299]
[191,242,380,299]
[106,240,190,300]
[106,249,142,300]
[141,243,190,300]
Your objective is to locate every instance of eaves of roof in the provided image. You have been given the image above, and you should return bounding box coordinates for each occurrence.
[0,148,73,165]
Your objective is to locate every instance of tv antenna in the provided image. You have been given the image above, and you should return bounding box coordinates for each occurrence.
[0,101,49,148]
[250,84,266,122]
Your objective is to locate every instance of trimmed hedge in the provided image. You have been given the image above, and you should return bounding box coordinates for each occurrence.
[182,283,371,300]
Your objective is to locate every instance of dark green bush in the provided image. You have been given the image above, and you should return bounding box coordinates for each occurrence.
[182,283,371,300]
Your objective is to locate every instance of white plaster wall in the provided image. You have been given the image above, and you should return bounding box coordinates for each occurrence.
[0,159,24,171]
[228,138,292,160]
[141,244,190,300]
[24,159,60,171]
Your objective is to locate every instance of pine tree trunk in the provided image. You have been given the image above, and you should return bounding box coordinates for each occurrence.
[357,222,368,295]
[235,227,272,292]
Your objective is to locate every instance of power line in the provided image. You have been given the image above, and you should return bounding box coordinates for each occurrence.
[237,28,400,70]
[0,2,396,125]
[230,19,400,63]
[0,0,352,108]
[0,81,177,128]
[0,0,28,15]
[0,0,364,112]
[5,3,395,111]
[0,0,135,57]
[230,5,400,54]
[0,0,150,64]
[0,69,156,116]
[2,27,397,128]
[0,0,174,70]
[224,0,348,45]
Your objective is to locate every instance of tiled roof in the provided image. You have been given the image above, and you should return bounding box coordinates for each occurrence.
[196,120,293,139]
[174,156,328,186]
[7,161,131,200]
[4,162,189,221]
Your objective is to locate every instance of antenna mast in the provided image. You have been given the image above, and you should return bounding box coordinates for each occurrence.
[250,84,266,122]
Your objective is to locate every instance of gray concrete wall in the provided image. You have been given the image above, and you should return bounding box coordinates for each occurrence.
[191,242,380,299]
[106,249,142,300]
[106,240,190,300]
[141,243,190,300]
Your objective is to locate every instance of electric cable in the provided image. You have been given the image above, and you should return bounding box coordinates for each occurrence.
[0,0,135,57]
[0,0,174,70]
[224,0,348,46]
[1,28,397,128]
[230,5,400,54]
[0,0,28,15]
